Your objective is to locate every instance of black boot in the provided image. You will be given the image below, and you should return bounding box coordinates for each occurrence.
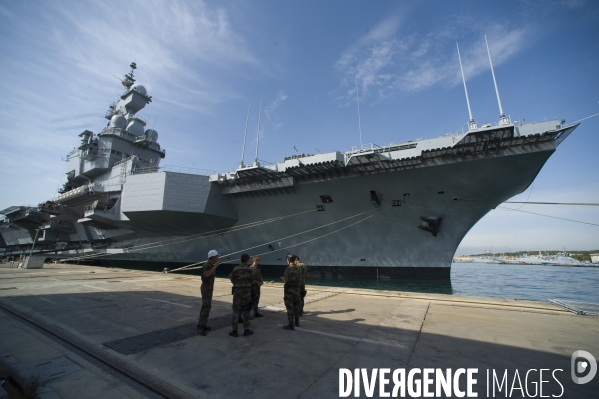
[283,323,295,330]
[229,330,238,337]
[294,318,300,327]
[243,329,254,336]
[254,311,264,318]
[197,325,207,336]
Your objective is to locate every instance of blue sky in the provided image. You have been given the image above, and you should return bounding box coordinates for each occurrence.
[1,0,597,255]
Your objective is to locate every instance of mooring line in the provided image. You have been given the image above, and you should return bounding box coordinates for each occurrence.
[59,208,315,263]
[168,207,389,273]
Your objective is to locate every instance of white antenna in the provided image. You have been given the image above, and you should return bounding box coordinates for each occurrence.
[356,80,363,149]
[485,35,509,125]
[239,104,250,168]
[456,43,477,131]
[254,100,262,166]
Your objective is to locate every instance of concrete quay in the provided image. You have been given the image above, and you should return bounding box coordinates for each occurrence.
[0,263,597,398]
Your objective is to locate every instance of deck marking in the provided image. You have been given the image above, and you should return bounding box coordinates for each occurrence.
[285,326,405,348]
[82,285,109,291]
[144,298,192,308]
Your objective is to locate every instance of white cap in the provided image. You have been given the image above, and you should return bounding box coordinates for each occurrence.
[208,250,219,258]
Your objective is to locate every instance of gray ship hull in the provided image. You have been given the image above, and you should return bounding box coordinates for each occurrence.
[0,64,579,280]
[43,145,555,279]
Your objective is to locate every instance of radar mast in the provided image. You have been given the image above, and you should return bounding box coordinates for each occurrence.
[122,62,137,89]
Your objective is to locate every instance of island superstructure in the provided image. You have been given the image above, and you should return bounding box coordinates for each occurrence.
[0,63,579,279]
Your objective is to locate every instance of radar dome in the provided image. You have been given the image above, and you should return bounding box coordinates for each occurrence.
[110,115,127,129]
[145,129,159,142]
[126,119,145,136]
[131,84,147,96]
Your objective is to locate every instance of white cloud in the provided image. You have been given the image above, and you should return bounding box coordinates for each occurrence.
[0,0,264,210]
[334,11,531,103]
[265,91,287,121]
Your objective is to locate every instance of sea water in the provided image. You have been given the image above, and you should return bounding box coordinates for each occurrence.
[294,263,599,303]
[129,261,599,303]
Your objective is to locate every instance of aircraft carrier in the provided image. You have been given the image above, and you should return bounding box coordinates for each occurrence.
[0,62,579,279]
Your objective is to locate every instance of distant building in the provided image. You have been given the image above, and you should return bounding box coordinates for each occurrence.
[591,254,599,263]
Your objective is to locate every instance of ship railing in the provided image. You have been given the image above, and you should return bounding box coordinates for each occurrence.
[99,127,140,142]
[454,116,517,134]
[99,127,164,154]
[455,122,469,135]
[84,203,111,213]
[67,148,80,157]
[257,158,277,166]
[132,165,215,176]
[347,143,384,154]
[346,142,421,157]
[112,156,134,168]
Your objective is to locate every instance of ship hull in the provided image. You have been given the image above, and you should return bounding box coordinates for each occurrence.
[45,148,555,280]
[0,66,578,282]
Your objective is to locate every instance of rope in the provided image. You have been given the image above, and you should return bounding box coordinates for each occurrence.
[497,206,599,227]
[59,208,315,262]
[506,182,534,211]
[166,206,386,272]
[504,202,599,206]
[167,207,390,273]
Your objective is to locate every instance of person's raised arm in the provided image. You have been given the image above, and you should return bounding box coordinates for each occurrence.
[203,259,219,278]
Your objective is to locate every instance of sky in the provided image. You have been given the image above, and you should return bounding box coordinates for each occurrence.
[0,0,598,255]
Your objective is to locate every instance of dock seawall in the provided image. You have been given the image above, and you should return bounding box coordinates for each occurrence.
[0,263,597,398]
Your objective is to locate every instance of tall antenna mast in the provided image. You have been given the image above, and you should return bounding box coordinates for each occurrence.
[356,80,363,149]
[122,62,137,89]
[485,35,509,125]
[456,43,477,130]
[254,100,262,167]
[239,104,250,168]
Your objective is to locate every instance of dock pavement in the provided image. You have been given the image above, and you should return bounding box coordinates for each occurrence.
[0,263,597,398]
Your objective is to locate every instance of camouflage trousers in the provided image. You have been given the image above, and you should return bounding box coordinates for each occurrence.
[299,283,307,314]
[232,287,252,331]
[283,285,300,323]
[253,285,261,312]
[198,284,213,327]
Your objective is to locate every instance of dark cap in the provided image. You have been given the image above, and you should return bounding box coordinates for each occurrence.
[286,253,297,262]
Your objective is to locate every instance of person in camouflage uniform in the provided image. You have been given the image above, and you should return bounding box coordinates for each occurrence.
[228,254,255,337]
[197,250,221,336]
[251,255,264,317]
[295,256,309,316]
[281,253,301,330]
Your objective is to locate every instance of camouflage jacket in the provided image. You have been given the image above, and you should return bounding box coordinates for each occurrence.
[229,264,254,288]
[251,265,263,286]
[201,260,217,290]
[283,264,301,287]
[297,262,308,285]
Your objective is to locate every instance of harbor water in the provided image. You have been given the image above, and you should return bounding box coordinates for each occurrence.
[109,261,599,304]
[263,262,599,303]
